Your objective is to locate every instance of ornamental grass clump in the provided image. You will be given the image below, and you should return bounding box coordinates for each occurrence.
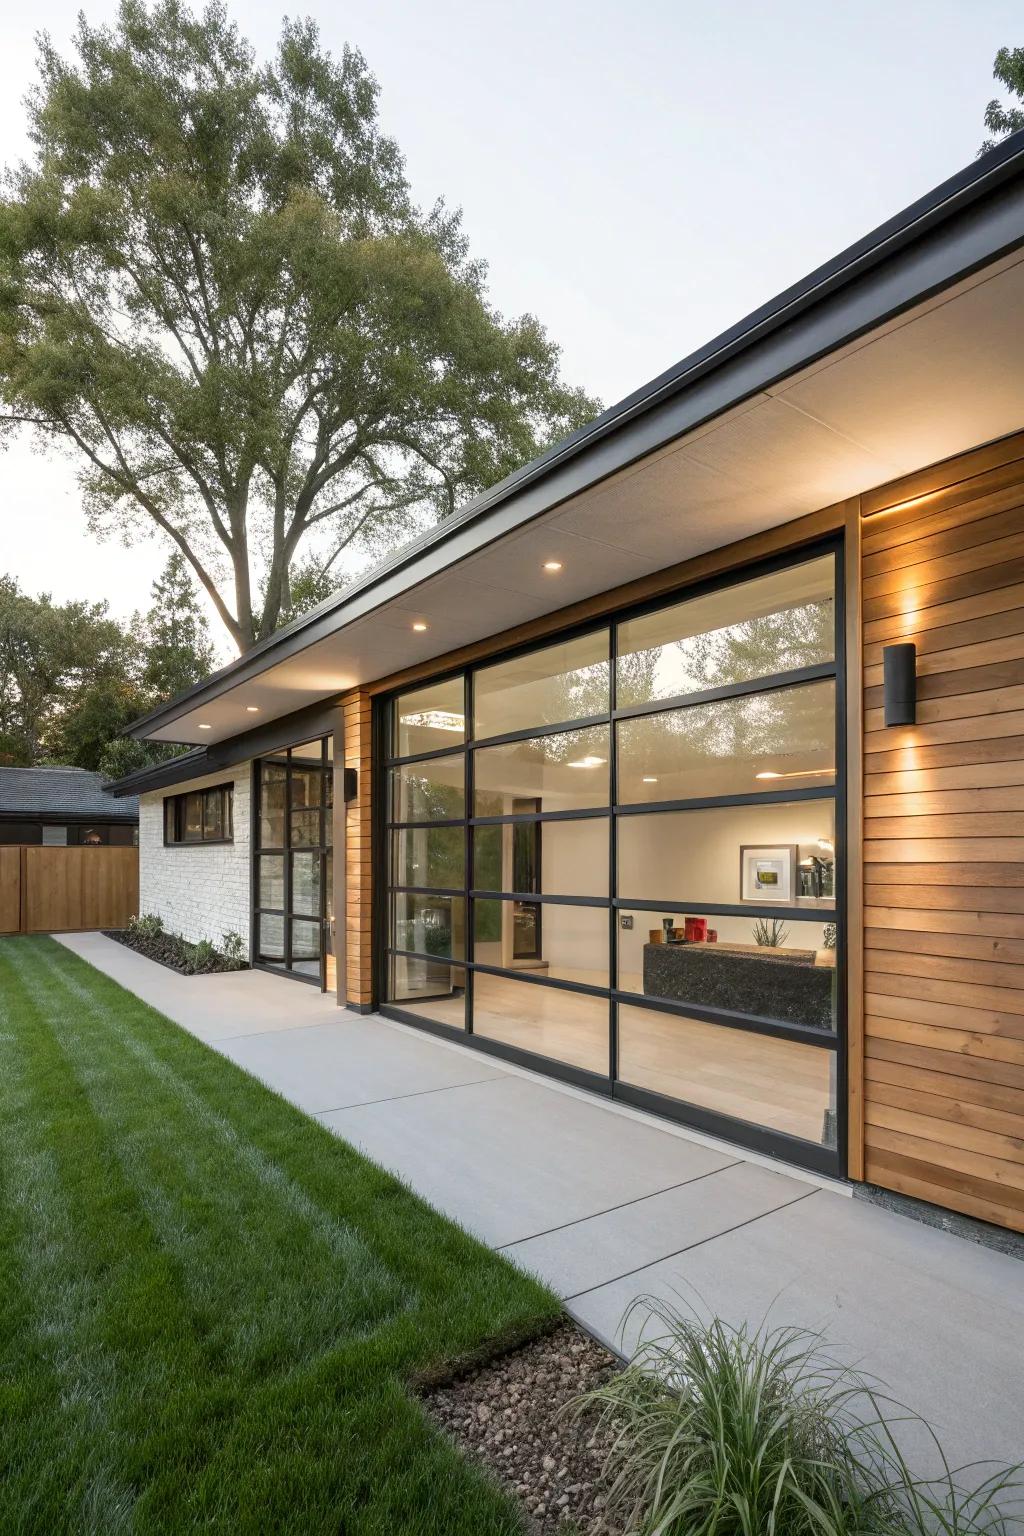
[573,1296,1022,1536]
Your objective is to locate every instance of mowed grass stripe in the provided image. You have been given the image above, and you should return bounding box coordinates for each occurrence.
[24,940,409,1344]
[0,937,558,1534]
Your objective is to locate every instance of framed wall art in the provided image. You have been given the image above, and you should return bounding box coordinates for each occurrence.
[739,844,797,904]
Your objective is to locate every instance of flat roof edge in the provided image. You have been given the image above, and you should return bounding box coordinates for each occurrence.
[127,129,1024,741]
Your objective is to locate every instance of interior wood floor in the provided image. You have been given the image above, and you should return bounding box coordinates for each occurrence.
[393,971,833,1146]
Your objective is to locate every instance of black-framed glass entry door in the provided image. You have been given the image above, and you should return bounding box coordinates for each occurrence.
[254,739,333,988]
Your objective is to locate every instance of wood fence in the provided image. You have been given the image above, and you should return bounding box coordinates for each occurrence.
[0,846,139,934]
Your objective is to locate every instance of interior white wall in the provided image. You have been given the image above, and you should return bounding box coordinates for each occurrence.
[522,799,834,986]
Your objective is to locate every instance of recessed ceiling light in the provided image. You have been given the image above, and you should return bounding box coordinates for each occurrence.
[412,621,428,632]
[246,705,259,713]
[642,776,658,783]
[543,560,563,572]
[567,754,607,769]
[198,723,212,730]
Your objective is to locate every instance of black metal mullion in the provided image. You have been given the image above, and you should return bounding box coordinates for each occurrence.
[470,807,610,826]
[469,890,608,908]
[388,817,468,831]
[383,742,470,770]
[613,896,835,919]
[464,669,474,1034]
[464,712,611,755]
[284,751,293,973]
[615,786,836,816]
[832,533,849,1171]
[608,617,618,1086]
[609,661,836,723]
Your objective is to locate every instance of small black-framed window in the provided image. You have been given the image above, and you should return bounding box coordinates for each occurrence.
[163,783,234,845]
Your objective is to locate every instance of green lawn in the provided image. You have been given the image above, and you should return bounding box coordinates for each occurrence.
[0,936,560,1534]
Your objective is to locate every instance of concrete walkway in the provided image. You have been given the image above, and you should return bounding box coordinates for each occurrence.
[57,933,1024,1475]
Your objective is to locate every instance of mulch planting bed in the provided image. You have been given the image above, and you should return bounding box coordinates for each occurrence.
[104,928,245,976]
[422,1321,622,1534]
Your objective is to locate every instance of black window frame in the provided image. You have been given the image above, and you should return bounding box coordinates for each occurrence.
[375,536,847,1177]
[251,740,332,986]
[163,782,235,846]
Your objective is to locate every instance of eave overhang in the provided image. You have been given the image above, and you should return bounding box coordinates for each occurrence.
[126,129,1024,747]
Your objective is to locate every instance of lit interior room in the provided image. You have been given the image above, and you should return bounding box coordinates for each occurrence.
[385,548,840,1151]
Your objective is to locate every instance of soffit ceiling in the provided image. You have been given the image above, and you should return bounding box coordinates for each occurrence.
[148,249,1024,745]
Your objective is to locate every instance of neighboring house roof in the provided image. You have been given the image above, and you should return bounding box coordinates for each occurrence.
[0,766,139,821]
[124,126,1024,748]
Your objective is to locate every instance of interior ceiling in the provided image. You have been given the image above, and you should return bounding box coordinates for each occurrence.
[149,250,1024,745]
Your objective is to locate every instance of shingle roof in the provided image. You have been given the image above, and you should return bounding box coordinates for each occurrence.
[0,767,139,820]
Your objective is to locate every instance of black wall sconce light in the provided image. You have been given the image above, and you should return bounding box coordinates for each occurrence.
[883,642,917,726]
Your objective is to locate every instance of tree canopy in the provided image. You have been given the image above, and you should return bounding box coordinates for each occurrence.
[979,44,1024,154]
[0,552,214,774]
[0,1,599,652]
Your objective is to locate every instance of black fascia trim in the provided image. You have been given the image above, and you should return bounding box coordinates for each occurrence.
[204,700,341,768]
[103,749,210,797]
[0,810,139,824]
[611,1083,841,1176]
[125,135,1024,742]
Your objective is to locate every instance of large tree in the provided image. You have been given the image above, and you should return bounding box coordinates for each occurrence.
[0,3,599,653]
[0,576,136,764]
[0,554,214,773]
[142,550,214,698]
[979,45,1024,154]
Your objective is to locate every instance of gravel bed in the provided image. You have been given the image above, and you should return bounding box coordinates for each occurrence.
[104,928,245,976]
[422,1321,621,1534]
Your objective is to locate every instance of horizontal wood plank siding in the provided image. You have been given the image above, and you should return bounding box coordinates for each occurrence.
[861,435,1024,1232]
[342,690,374,1008]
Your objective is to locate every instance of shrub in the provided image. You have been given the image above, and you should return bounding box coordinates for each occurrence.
[128,912,164,939]
[185,938,217,974]
[221,930,246,967]
[572,1296,1022,1536]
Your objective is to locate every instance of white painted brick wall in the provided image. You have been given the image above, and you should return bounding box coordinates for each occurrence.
[139,766,251,956]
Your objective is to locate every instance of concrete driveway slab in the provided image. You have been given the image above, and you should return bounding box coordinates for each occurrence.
[572,1186,1024,1472]
[502,1160,810,1298]
[320,1073,736,1247]
[219,1016,506,1113]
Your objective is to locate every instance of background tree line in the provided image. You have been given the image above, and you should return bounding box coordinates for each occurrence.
[0,551,213,777]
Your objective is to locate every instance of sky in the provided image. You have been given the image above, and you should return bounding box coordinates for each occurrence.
[1,0,1020,655]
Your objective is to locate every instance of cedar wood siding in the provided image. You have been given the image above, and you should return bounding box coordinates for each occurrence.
[861,432,1024,1234]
